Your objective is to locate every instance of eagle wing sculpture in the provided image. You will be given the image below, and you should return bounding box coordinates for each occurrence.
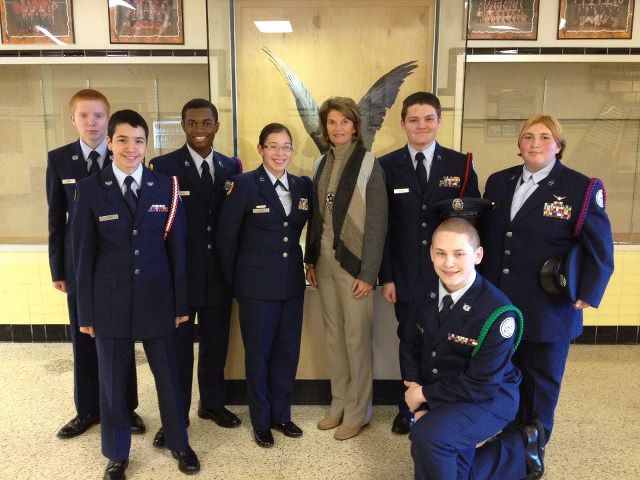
[358,61,419,150]
[262,47,325,151]
[262,47,418,152]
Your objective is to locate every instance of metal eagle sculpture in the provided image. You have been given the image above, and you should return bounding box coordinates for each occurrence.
[262,47,418,152]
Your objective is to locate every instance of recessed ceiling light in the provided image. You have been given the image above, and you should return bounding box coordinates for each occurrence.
[254,21,293,33]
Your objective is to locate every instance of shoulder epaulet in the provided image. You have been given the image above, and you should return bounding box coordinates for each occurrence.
[233,156,243,174]
[460,152,473,197]
[163,176,180,240]
[471,305,524,357]
[574,178,604,237]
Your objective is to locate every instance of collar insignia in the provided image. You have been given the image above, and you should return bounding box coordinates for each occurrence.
[146,181,154,187]
[72,155,79,160]
[429,291,436,299]
[104,180,113,186]
[463,303,471,311]
[259,176,265,182]
[547,180,555,186]
[184,160,190,167]
[436,154,441,160]
[217,160,224,168]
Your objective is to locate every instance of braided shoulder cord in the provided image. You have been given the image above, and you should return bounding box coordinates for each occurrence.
[471,305,524,358]
[163,175,180,240]
[574,178,604,237]
[460,152,473,197]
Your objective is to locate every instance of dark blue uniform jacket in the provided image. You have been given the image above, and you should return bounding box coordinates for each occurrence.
[72,166,188,340]
[378,143,480,301]
[481,160,614,342]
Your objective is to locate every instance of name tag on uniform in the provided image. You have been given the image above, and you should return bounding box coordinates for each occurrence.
[253,205,270,214]
[99,214,119,222]
[179,190,190,197]
[149,204,168,212]
[394,188,410,194]
[62,179,76,185]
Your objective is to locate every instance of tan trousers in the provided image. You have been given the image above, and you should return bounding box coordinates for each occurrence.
[316,253,373,428]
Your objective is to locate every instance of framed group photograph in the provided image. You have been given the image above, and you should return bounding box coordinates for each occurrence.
[0,0,74,45]
[558,0,634,39]
[108,0,184,45]
[467,0,539,40]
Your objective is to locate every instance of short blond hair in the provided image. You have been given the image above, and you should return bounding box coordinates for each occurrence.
[432,218,480,250]
[518,114,566,160]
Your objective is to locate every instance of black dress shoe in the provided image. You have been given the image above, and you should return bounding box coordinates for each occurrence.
[391,412,411,435]
[198,405,241,428]
[273,421,303,438]
[153,427,165,448]
[522,419,545,479]
[171,445,200,475]
[130,412,146,434]
[57,413,99,439]
[104,459,128,480]
[254,429,274,448]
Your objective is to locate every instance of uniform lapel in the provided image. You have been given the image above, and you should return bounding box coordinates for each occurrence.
[435,275,483,344]
[512,161,564,225]
[211,151,227,205]
[71,140,89,179]
[502,168,521,224]
[257,165,286,217]
[179,145,206,203]
[288,173,301,218]
[396,146,422,198]
[101,166,133,222]
[423,143,443,202]
[135,167,158,226]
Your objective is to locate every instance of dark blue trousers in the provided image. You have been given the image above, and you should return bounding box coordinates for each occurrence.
[395,298,428,415]
[512,339,572,441]
[96,334,187,462]
[174,301,232,419]
[67,293,137,419]
[410,401,526,480]
[238,294,304,431]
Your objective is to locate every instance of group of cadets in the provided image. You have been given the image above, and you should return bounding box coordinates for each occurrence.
[46,88,614,480]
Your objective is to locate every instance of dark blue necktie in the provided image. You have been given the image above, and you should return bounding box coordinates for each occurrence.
[438,294,453,327]
[88,150,100,175]
[200,160,214,200]
[415,152,428,193]
[124,176,138,215]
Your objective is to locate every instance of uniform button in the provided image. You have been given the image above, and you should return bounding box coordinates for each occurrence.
[421,240,427,246]
[502,268,510,275]
[134,268,140,275]
[283,221,289,227]
[506,231,513,237]
[132,229,138,236]
[282,252,288,258]
[432,368,438,374]
[134,250,140,256]
[207,226,212,232]
[208,209,212,214]
[207,244,213,250]
[431,351,436,358]
[421,222,427,228]
[283,237,289,242]
[421,204,427,210]
[504,250,511,255]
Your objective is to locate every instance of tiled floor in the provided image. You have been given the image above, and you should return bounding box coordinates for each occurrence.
[1,344,639,479]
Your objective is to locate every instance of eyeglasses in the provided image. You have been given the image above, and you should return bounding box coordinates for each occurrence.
[262,144,294,153]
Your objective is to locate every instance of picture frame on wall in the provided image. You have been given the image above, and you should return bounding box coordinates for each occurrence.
[108,0,184,45]
[558,0,634,39]
[0,0,75,45]
[467,0,539,40]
